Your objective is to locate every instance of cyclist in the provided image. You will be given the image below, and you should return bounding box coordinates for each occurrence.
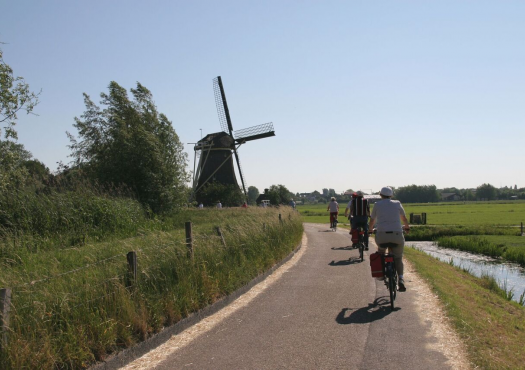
[368,186,410,292]
[327,197,339,228]
[345,191,370,249]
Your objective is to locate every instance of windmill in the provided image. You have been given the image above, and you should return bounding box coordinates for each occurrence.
[192,76,275,205]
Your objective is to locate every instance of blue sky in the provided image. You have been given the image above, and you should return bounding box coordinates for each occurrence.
[1,1,524,194]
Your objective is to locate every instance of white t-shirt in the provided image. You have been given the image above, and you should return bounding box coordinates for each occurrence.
[328,201,339,212]
[370,199,406,232]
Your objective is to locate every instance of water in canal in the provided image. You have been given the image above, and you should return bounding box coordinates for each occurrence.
[406,241,525,304]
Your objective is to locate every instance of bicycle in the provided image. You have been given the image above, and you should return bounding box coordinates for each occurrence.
[330,214,338,231]
[355,226,366,262]
[380,244,398,311]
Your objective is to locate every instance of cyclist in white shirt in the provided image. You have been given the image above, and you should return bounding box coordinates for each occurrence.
[327,197,339,228]
[368,187,410,291]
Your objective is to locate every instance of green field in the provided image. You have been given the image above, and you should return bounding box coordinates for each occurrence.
[298,200,525,226]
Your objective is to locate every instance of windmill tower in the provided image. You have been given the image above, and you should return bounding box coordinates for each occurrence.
[192,76,275,205]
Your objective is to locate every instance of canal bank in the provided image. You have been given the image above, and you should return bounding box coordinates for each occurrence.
[403,247,525,368]
[407,241,525,304]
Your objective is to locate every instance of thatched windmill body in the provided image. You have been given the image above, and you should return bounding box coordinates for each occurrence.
[192,76,275,205]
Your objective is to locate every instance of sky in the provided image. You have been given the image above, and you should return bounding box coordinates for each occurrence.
[1,1,524,195]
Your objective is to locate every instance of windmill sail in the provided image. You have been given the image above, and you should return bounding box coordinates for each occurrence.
[234,122,275,143]
[213,76,233,134]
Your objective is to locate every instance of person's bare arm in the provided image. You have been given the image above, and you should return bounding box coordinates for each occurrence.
[401,215,410,230]
[369,218,376,231]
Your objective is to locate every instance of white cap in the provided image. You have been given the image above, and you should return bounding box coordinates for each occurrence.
[380,187,393,197]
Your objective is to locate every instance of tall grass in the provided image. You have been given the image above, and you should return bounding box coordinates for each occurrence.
[405,225,518,241]
[436,236,504,258]
[0,207,303,369]
[435,235,525,266]
[0,180,153,259]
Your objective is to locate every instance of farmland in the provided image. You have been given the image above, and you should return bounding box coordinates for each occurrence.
[297,200,525,226]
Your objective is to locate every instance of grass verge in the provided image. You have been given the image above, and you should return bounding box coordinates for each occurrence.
[404,247,525,369]
[0,207,302,369]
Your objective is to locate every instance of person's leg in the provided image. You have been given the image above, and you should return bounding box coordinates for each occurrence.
[388,244,404,277]
[356,217,369,249]
[386,233,406,291]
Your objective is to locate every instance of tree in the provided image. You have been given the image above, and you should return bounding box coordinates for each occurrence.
[463,189,475,201]
[0,47,40,141]
[0,46,40,192]
[476,183,496,201]
[268,184,293,205]
[68,82,189,213]
[395,185,439,203]
[247,186,259,205]
[198,182,244,207]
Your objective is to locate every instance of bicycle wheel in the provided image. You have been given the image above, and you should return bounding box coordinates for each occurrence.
[359,243,364,262]
[387,267,396,310]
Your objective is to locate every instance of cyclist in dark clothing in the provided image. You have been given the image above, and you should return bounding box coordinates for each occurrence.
[345,191,370,249]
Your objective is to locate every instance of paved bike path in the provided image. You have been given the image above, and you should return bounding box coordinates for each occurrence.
[133,223,450,369]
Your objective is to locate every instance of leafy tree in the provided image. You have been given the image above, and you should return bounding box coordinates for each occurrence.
[395,185,439,203]
[22,159,50,182]
[476,183,497,201]
[68,82,189,213]
[247,185,259,205]
[0,47,40,141]
[0,46,40,192]
[463,189,476,201]
[198,182,244,207]
[268,184,293,205]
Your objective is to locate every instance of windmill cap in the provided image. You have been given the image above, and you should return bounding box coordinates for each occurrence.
[380,187,393,197]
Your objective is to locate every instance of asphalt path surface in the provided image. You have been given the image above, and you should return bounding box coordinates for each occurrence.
[132,223,451,369]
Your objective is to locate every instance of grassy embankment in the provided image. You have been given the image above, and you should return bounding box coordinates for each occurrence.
[299,201,525,368]
[404,248,525,369]
[0,192,303,369]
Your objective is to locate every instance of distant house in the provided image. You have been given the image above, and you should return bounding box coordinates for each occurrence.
[441,193,461,201]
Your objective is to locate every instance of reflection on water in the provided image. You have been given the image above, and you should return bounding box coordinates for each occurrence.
[406,241,525,304]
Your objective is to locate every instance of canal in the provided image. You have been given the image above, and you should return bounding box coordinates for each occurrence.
[406,241,525,304]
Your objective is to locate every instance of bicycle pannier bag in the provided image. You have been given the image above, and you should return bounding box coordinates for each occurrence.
[351,229,359,244]
[370,252,384,277]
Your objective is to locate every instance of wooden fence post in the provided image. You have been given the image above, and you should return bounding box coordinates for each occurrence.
[216,226,227,247]
[279,213,282,223]
[422,213,427,225]
[185,221,194,259]
[126,252,137,287]
[521,222,523,236]
[409,213,414,223]
[0,288,12,350]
